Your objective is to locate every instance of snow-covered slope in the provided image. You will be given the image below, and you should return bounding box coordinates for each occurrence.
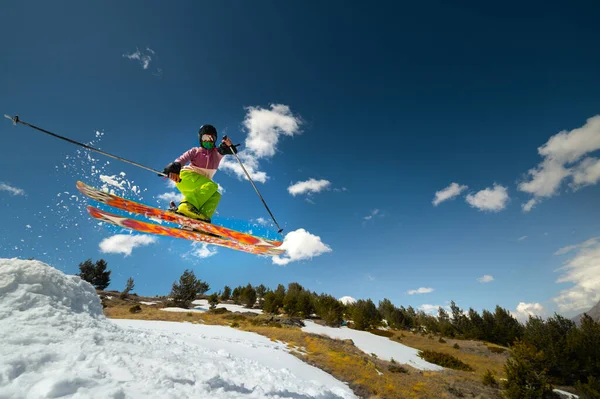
[0,258,355,398]
[302,320,442,371]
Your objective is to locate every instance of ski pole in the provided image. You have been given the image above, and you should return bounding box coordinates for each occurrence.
[223,135,284,235]
[4,115,168,177]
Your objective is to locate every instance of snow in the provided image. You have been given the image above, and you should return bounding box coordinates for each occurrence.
[192,299,264,314]
[0,258,356,398]
[139,301,157,305]
[553,389,579,399]
[302,320,443,371]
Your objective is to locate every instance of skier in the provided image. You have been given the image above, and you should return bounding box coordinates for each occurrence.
[162,124,237,223]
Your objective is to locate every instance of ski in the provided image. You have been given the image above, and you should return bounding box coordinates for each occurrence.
[87,206,285,256]
[76,181,283,248]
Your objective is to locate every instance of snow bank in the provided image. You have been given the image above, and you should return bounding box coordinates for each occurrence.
[0,258,356,398]
[302,320,443,371]
[192,299,264,314]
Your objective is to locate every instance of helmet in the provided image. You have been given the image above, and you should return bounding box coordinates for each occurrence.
[198,124,218,148]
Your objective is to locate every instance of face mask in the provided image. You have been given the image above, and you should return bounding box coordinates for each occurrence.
[201,134,216,149]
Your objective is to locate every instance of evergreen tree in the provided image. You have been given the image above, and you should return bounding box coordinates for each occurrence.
[120,276,135,299]
[314,294,344,326]
[221,285,231,301]
[450,300,470,336]
[377,298,396,325]
[231,286,241,304]
[262,291,278,314]
[284,282,304,316]
[438,307,455,337]
[296,290,314,318]
[503,340,554,399]
[255,284,267,299]
[467,308,484,339]
[208,293,219,309]
[77,258,111,290]
[240,284,257,308]
[493,305,523,346]
[568,314,600,384]
[350,299,381,330]
[169,269,208,308]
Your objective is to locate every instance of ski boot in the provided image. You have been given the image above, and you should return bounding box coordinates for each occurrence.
[176,201,212,223]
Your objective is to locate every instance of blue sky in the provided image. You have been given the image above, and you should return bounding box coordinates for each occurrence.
[1,1,600,320]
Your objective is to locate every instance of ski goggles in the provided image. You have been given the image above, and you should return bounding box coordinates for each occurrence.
[201,134,215,142]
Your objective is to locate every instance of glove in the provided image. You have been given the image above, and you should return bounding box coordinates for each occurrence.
[161,162,181,176]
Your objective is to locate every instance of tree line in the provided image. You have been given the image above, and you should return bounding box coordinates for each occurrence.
[78,260,600,397]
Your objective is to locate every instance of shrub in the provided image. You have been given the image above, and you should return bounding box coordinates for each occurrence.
[575,376,600,399]
[439,337,447,343]
[129,304,141,313]
[208,293,219,309]
[231,322,240,328]
[388,365,408,374]
[210,307,228,315]
[487,345,506,354]
[417,350,473,371]
[482,369,498,388]
[368,329,394,338]
[453,343,460,349]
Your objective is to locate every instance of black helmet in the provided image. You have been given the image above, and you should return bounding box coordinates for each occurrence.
[199,124,217,140]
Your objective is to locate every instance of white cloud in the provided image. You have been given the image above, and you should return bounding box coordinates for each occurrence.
[522,198,538,213]
[571,157,600,189]
[123,47,153,69]
[477,275,494,283]
[419,304,446,315]
[254,217,268,226]
[182,242,218,260]
[407,287,434,295]
[518,236,528,241]
[99,234,157,256]
[465,184,509,212]
[288,179,331,196]
[243,104,302,158]
[219,152,268,183]
[219,104,302,183]
[513,302,544,321]
[363,209,383,221]
[518,115,600,209]
[553,237,600,312]
[272,228,332,266]
[554,237,600,255]
[0,182,25,196]
[339,296,356,305]
[156,192,184,203]
[432,182,468,206]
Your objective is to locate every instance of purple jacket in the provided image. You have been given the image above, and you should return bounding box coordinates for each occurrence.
[175,147,225,180]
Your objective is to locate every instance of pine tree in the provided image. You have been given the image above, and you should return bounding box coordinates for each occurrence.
[120,277,135,299]
[169,269,208,308]
[315,294,344,326]
[255,284,267,299]
[77,258,111,290]
[231,286,241,304]
[221,285,231,301]
[240,284,257,308]
[350,299,381,330]
[503,340,554,399]
[208,293,219,309]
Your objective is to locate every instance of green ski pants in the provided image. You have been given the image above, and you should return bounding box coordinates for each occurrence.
[176,170,221,218]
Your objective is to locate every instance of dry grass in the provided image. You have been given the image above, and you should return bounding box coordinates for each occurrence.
[103,299,507,398]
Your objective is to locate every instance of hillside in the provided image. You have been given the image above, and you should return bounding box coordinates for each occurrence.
[572,299,600,325]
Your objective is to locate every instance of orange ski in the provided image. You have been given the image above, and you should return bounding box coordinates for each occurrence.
[76,181,282,248]
[87,206,285,256]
